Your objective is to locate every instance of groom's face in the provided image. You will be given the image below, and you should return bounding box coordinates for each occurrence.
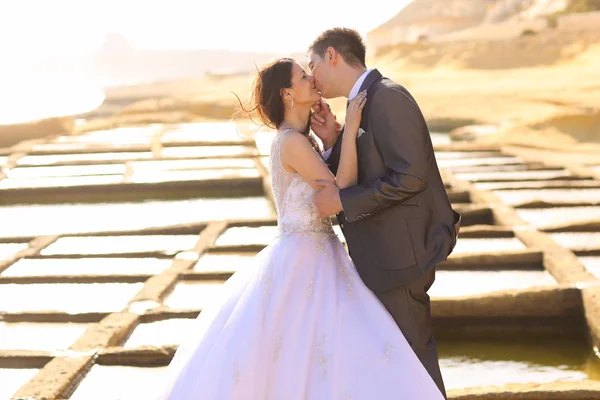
[308,50,333,99]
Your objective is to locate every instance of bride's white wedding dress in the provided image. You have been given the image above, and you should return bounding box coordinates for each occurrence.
[155,129,444,399]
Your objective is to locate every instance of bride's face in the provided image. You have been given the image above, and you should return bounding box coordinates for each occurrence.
[287,62,320,106]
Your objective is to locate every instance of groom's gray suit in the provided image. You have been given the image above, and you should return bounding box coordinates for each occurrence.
[326,69,460,398]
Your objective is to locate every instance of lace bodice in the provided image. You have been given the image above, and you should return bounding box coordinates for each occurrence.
[269,129,335,237]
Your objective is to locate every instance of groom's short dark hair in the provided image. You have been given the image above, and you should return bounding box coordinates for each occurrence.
[308,28,366,68]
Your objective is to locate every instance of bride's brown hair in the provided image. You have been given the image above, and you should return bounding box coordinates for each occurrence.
[236,57,320,153]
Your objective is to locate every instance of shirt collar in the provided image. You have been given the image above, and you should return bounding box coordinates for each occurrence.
[348,68,374,100]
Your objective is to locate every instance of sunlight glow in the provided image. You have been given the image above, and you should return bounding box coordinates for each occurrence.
[0,0,412,124]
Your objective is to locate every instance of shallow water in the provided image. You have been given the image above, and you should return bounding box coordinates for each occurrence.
[129,168,260,184]
[437,156,522,168]
[69,335,600,397]
[6,164,127,179]
[455,169,572,182]
[3,168,260,189]
[161,122,249,144]
[580,256,600,277]
[69,365,168,400]
[435,151,509,160]
[54,126,159,145]
[162,268,555,311]
[0,283,142,313]
[193,252,258,273]
[0,368,40,399]
[431,270,556,298]
[160,145,257,159]
[163,281,225,310]
[215,226,279,247]
[130,158,256,172]
[549,232,600,252]
[0,197,273,238]
[41,235,200,256]
[30,142,147,153]
[441,165,529,175]
[517,207,600,229]
[438,336,600,389]
[0,243,28,260]
[17,151,154,166]
[2,258,172,277]
[0,322,88,351]
[431,132,450,146]
[0,174,124,189]
[474,179,600,191]
[123,318,196,348]
[451,237,526,254]
[495,189,600,206]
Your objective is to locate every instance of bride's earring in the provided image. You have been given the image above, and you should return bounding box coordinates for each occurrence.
[291,98,294,108]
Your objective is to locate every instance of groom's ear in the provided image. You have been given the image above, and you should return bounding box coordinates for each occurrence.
[326,47,337,66]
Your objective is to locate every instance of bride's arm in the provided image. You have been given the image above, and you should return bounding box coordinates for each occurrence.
[335,91,367,189]
[280,132,336,187]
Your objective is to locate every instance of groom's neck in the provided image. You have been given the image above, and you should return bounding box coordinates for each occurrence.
[342,66,368,98]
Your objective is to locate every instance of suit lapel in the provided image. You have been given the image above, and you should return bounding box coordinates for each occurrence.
[359,69,382,93]
[336,69,383,165]
[357,69,382,131]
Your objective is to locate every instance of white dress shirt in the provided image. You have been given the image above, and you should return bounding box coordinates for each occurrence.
[322,68,374,160]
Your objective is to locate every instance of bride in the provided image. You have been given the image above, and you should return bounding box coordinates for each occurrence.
[155,57,444,399]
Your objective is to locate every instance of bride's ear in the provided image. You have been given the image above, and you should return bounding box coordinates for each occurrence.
[281,88,293,102]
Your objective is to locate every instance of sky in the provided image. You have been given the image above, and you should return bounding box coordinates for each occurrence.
[0,0,413,61]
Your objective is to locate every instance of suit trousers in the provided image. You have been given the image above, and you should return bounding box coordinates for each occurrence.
[374,268,447,399]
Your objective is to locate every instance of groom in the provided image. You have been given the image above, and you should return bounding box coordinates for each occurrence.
[308,28,460,398]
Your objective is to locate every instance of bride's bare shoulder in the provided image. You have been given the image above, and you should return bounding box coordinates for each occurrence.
[279,130,311,149]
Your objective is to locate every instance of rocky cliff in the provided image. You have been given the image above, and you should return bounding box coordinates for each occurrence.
[367,0,573,47]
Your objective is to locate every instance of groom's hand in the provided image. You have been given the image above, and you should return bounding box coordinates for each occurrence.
[312,180,343,218]
[311,98,339,150]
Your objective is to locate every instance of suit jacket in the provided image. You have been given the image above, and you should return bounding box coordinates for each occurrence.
[327,69,461,293]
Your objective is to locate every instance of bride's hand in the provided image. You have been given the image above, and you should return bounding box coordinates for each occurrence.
[311,98,339,150]
[344,90,367,137]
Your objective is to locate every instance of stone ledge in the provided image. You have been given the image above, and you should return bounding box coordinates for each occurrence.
[448,380,600,399]
[134,286,583,331]
[97,346,176,366]
[434,143,502,152]
[448,190,471,203]
[61,222,207,237]
[0,351,52,368]
[140,308,199,322]
[12,355,95,400]
[126,222,227,306]
[2,312,109,324]
[515,200,600,208]
[515,229,596,284]
[456,206,495,226]
[440,249,544,270]
[583,285,600,349]
[0,274,153,284]
[457,225,515,238]
[0,177,264,205]
[543,220,600,233]
[432,286,583,318]
[70,313,139,352]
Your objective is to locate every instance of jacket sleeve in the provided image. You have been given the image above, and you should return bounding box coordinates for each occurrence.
[339,87,431,223]
[324,131,343,175]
